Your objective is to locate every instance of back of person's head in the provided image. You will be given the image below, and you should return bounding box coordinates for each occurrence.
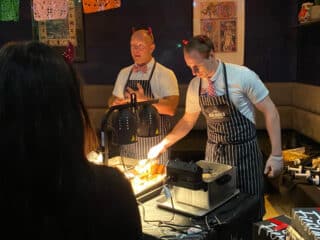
[183,34,214,58]
[0,41,96,233]
[0,40,86,163]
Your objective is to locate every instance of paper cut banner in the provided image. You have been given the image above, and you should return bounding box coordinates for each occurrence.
[33,0,68,21]
[82,0,121,14]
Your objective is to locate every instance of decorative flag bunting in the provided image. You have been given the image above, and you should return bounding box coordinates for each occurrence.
[33,0,68,21]
[82,0,121,14]
[0,0,20,22]
[37,0,77,47]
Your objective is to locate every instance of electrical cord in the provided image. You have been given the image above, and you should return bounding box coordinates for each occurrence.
[158,222,203,230]
[159,232,207,240]
[120,155,128,172]
[137,184,206,236]
[137,184,175,224]
[204,216,211,231]
[137,177,208,239]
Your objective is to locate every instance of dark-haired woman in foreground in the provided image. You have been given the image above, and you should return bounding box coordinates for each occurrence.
[0,41,142,239]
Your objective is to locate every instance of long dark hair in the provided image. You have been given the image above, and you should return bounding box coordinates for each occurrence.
[0,41,97,229]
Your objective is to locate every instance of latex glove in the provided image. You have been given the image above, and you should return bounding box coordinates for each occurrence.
[86,151,103,165]
[147,143,166,160]
[264,155,284,178]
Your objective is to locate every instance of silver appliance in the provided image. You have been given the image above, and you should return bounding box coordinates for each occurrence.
[156,160,239,217]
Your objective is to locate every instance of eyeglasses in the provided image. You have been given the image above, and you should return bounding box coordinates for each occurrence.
[130,43,147,51]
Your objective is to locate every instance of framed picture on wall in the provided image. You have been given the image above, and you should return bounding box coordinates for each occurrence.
[193,0,244,65]
[31,0,85,62]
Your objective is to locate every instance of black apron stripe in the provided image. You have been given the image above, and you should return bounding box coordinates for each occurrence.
[120,62,172,165]
[199,62,265,218]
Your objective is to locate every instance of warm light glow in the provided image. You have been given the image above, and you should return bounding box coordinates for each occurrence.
[87,151,104,165]
[107,156,166,195]
[130,159,166,194]
[134,159,153,174]
[131,174,165,195]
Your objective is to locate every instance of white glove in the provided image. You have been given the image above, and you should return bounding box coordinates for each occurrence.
[147,143,166,160]
[264,155,284,178]
[86,151,103,165]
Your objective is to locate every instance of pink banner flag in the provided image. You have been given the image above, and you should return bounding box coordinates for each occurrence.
[33,0,68,21]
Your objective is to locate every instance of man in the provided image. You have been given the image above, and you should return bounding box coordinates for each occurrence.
[108,27,179,164]
[148,35,283,219]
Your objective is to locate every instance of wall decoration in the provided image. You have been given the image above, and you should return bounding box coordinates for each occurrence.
[33,0,68,21]
[193,0,244,65]
[32,0,85,62]
[0,0,19,22]
[82,0,121,14]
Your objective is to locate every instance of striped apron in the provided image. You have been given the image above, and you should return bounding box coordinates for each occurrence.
[119,61,173,164]
[199,62,265,218]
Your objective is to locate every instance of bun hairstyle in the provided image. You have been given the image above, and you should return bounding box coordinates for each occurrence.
[183,34,214,58]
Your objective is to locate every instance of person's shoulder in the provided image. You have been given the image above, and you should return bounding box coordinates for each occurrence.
[225,62,251,72]
[89,163,127,182]
[190,76,200,84]
[155,61,175,74]
[118,64,133,75]
[225,62,258,78]
[188,76,200,90]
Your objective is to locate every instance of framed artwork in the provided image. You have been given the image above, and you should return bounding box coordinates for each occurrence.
[31,0,85,62]
[193,0,244,65]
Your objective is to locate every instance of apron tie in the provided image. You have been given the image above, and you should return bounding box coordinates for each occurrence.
[208,135,257,161]
[215,142,225,160]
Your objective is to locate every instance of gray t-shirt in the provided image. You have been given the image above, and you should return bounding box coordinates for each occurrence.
[185,60,269,124]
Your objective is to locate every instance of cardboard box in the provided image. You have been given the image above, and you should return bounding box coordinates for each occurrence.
[252,215,291,240]
[291,208,320,240]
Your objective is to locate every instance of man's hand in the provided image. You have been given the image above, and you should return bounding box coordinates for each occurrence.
[125,83,148,102]
[264,155,283,178]
[148,142,167,159]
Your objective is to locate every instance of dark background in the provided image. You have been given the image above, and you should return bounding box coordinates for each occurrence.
[0,0,318,85]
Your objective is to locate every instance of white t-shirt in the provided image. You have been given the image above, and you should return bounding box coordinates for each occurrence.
[112,58,179,99]
[185,60,269,124]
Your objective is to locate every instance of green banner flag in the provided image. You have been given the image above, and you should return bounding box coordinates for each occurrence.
[0,0,20,22]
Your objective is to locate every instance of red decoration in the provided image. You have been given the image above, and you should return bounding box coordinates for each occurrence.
[182,39,189,46]
[62,41,74,63]
[268,218,289,231]
[198,35,207,43]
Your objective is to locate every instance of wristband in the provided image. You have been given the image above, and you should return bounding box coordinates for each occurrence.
[271,155,283,161]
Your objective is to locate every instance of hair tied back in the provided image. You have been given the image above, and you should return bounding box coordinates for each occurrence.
[182,39,189,46]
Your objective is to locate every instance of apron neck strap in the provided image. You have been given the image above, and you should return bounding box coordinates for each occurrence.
[222,62,230,100]
[198,61,229,99]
